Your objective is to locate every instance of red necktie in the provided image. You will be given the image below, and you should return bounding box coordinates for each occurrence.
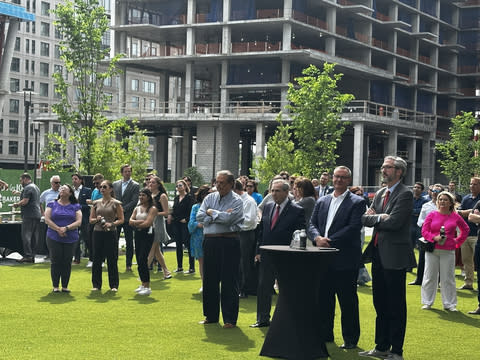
[271,205,280,230]
[374,190,390,246]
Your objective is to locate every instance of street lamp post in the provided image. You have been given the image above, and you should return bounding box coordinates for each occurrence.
[33,122,40,184]
[23,88,33,172]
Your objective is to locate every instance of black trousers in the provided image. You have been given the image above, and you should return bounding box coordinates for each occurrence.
[239,229,256,294]
[134,229,153,283]
[414,243,426,283]
[74,222,91,261]
[256,252,276,323]
[116,221,134,267]
[203,235,240,324]
[319,268,360,345]
[372,247,407,356]
[92,230,119,289]
[172,221,194,271]
[46,237,75,288]
[475,241,480,306]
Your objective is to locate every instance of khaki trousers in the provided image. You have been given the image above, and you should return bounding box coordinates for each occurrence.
[461,236,478,286]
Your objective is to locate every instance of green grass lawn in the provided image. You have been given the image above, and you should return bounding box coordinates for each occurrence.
[0,248,479,360]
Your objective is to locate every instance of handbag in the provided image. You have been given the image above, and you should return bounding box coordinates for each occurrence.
[418,237,435,252]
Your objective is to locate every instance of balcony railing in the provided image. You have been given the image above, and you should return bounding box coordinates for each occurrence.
[373,38,391,51]
[231,41,281,53]
[292,10,327,30]
[195,43,221,54]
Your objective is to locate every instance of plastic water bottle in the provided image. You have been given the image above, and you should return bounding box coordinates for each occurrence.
[439,226,446,246]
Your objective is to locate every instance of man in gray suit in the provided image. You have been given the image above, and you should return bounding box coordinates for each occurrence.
[359,156,416,360]
[113,164,139,271]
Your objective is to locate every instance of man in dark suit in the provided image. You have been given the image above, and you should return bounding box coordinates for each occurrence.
[72,173,92,264]
[308,166,366,350]
[315,172,334,197]
[250,179,305,328]
[360,156,416,360]
[113,164,140,271]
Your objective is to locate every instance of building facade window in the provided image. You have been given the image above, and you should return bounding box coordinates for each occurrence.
[25,39,30,53]
[10,78,20,93]
[32,40,36,54]
[41,1,50,16]
[54,26,63,39]
[14,37,20,51]
[40,62,49,77]
[9,99,20,113]
[54,45,61,58]
[10,57,20,72]
[31,60,35,74]
[32,21,36,34]
[39,83,49,97]
[9,120,19,134]
[132,96,140,108]
[40,42,50,56]
[40,22,50,37]
[8,141,18,155]
[143,81,156,94]
[0,140,3,154]
[131,79,139,91]
[26,22,30,32]
[0,119,3,133]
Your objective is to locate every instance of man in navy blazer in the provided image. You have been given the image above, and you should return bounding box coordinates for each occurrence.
[250,179,305,328]
[308,166,366,349]
[72,173,92,264]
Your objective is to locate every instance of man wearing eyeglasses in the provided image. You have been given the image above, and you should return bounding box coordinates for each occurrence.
[38,175,62,258]
[308,166,366,350]
[360,156,416,360]
[410,184,444,285]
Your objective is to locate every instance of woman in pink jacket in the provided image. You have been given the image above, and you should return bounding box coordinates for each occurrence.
[421,191,469,311]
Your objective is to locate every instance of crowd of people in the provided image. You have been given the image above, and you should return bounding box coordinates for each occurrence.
[3,156,480,360]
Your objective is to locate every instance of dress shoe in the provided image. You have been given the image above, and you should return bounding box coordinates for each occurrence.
[52,288,60,293]
[199,318,218,325]
[223,323,236,329]
[458,284,474,290]
[386,354,404,360]
[61,288,71,293]
[468,307,480,315]
[250,321,270,328]
[359,348,390,358]
[17,257,34,263]
[408,280,421,285]
[340,343,357,349]
[72,259,80,265]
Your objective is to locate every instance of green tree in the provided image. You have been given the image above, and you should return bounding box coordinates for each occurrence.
[287,63,354,178]
[436,112,480,192]
[183,167,205,186]
[252,115,298,182]
[48,0,143,175]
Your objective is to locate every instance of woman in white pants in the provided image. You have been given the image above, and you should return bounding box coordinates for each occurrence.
[421,191,469,311]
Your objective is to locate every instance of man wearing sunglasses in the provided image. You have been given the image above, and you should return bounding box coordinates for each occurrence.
[38,175,62,258]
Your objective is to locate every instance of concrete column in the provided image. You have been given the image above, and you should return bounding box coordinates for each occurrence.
[182,128,193,172]
[284,0,293,18]
[185,62,194,113]
[282,23,292,51]
[220,60,229,113]
[222,26,231,54]
[186,28,195,55]
[155,134,169,181]
[407,138,417,185]
[0,19,20,118]
[187,0,196,24]
[353,123,364,186]
[387,128,398,157]
[240,134,253,176]
[171,127,183,182]
[421,136,432,186]
[325,8,336,55]
[255,122,265,159]
[118,65,127,113]
[118,2,128,54]
[223,0,231,21]
[281,60,290,111]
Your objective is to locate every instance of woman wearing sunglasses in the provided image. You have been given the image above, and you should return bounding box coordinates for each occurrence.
[44,184,82,293]
[89,180,124,292]
[130,188,158,295]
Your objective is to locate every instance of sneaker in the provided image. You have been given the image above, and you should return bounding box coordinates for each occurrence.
[101,262,105,268]
[173,268,184,273]
[86,261,93,268]
[138,287,151,295]
[359,348,391,358]
[422,304,432,310]
[446,306,458,312]
[134,285,145,293]
[184,269,195,274]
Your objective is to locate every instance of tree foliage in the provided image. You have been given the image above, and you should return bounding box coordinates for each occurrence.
[287,63,354,178]
[183,167,205,186]
[44,0,149,179]
[253,115,298,182]
[436,112,480,192]
[252,63,354,182]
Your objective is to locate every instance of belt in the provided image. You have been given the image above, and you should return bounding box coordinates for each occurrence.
[204,232,239,238]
